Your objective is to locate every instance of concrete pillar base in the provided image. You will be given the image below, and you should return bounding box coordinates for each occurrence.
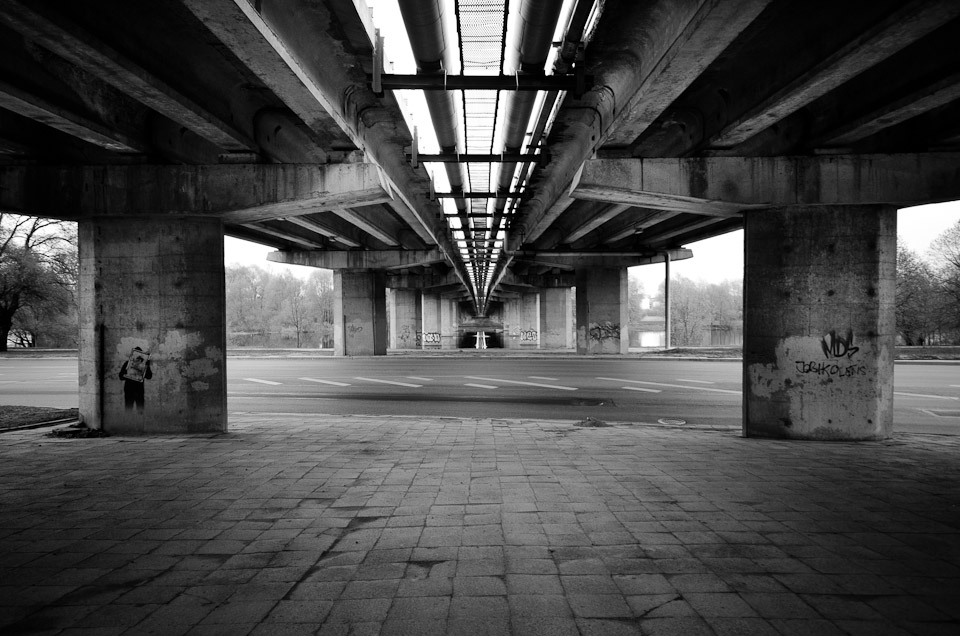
[540,287,574,350]
[388,289,422,349]
[333,271,387,356]
[576,268,628,355]
[78,216,227,434]
[743,205,896,440]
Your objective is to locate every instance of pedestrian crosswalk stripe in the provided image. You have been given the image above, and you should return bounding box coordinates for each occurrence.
[300,377,351,387]
[622,386,661,393]
[528,376,557,381]
[676,378,714,384]
[465,383,497,389]
[407,376,434,382]
[245,378,281,385]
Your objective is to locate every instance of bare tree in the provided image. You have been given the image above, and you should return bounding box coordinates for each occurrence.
[0,215,77,351]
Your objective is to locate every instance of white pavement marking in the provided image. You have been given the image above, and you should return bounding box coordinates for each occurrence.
[622,386,662,393]
[355,377,423,388]
[0,380,19,384]
[528,376,557,381]
[407,376,434,382]
[245,378,282,385]
[465,383,498,389]
[299,377,351,387]
[464,376,577,391]
[894,391,959,401]
[676,378,715,384]
[597,377,740,395]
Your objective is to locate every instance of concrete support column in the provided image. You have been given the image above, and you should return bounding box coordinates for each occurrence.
[421,293,457,349]
[388,289,422,349]
[576,267,628,354]
[78,216,227,434]
[743,205,896,440]
[333,270,387,356]
[540,288,573,350]
[504,293,540,349]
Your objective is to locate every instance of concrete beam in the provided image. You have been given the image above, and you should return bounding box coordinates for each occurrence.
[0,163,391,222]
[818,71,960,147]
[329,206,400,247]
[605,0,773,148]
[710,0,960,148]
[0,78,145,153]
[182,0,473,297]
[267,249,446,271]
[573,153,960,210]
[0,0,255,152]
[507,249,694,271]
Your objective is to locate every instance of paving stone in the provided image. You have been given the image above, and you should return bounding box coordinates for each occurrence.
[1,415,958,635]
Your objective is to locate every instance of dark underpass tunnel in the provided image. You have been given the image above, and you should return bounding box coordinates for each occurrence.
[459,330,503,349]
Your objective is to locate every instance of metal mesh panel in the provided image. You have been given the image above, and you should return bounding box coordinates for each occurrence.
[456,0,507,295]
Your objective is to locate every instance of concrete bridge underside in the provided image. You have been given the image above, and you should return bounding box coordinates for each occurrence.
[1,1,959,439]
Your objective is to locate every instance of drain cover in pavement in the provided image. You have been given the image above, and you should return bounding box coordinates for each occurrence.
[658,418,687,426]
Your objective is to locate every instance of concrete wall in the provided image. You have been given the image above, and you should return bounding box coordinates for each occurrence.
[743,205,896,440]
[78,216,227,434]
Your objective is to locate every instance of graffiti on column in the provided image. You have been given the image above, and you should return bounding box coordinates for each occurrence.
[415,330,422,347]
[820,330,859,359]
[423,332,441,345]
[795,330,866,377]
[520,330,538,342]
[589,322,620,341]
[119,347,152,413]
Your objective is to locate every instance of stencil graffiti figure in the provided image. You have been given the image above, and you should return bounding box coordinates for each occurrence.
[119,347,152,413]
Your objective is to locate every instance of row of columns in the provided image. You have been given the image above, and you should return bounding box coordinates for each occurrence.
[79,204,895,441]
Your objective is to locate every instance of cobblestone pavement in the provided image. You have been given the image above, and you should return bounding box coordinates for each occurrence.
[1,415,958,635]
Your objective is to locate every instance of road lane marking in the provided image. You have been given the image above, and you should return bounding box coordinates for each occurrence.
[622,386,662,393]
[677,378,715,384]
[894,391,958,401]
[465,383,497,389]
[245,378,281,385]
[597,377,740,395]
[407,376,434,382]
[464,376,577,391]
[355,377,423,388]
[528,376,557,381]
[300,377,351,387]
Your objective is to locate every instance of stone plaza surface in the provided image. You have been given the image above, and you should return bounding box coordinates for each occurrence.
[0,414,958,636]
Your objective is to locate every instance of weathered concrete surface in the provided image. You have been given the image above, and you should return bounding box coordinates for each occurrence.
[422,293,459,349]
[78,216,227,433]
[388,289,422,350]
[503,293,540,349]
[743,205,896,440]
[540,287,574,350]
[571,154,960,213]
[576,268,628,355]
[269,248,445,270]
[333,271,387,356]
[0,163,392,223]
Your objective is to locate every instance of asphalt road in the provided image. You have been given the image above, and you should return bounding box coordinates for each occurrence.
[0,355,957,434]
